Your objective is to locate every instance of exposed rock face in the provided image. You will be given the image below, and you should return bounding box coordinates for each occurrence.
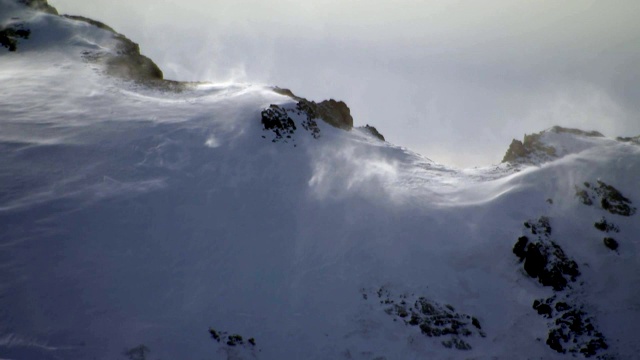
[575,181,636,217]
[514,217,580,291]
[0,22,30,52]
[272,87,354,131]
[513,216,610,357]
[358,124,385,141]
[616,135,640,145]
[260,103,320,144]
[502,126,603,164]
[314,99,353,130]
[19,0,58,14]
[362,287,485,351]
[593,217,619,233]
[63,15,173,87]
[502,131,557,163]
[549,126,604,137]
[6,1,184,90]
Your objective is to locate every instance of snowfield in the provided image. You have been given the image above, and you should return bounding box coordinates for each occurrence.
[1,1,639,359]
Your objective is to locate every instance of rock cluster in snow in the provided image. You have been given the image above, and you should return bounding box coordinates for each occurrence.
[273,87,354,130]
[261,102,321,144]
[266,88,386,144]
[575,181,636,217]
[616,135,640,145]
[208,327,257,348]
[0,21,30,51]
[513,216,610,357]
[513,217,580,291]
[577,180,635,253]
[362,287,486,351]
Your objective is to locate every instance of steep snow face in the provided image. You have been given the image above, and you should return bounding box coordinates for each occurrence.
[2,2,640,360]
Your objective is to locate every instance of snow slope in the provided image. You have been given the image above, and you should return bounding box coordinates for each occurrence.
[1,1,640,359]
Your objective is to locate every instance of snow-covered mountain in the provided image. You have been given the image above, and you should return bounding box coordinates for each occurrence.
[1,1,639,359]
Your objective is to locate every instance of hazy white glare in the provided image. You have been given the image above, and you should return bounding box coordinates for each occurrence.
[49,0,640,167]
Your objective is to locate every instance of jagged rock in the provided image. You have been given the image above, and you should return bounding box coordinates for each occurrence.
[226,334,243,346]
[549,126,604,137]
[261,105,297,142]
[531,295,609,357]
[272,87,353,130]
[524,217,551,236]
[515,217,579,291]
[64,15,166,84]
[208,327,256,349]
[603,237,618,251]
[313,99,353,130]
[576,181,636,216]
[502,132,556,163]
[555,302,570,312]
[260,102,322,143]
[502,126,603,164]
[515,217,610,358]
[358,124,385,141]
[594,181,636,216]
[19,0,58,14]
[0,23,30,52]
[593,218,619,233]
[575,187,593,206]
[616,135,640,145]
[363,287,485,351]
[533,301,553,318]
[442,338,472,350]
[513,236,529,260]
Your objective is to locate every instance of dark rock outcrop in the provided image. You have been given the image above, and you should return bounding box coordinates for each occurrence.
[362,287,485,351]
[358,124,385,141]
[514,217,579,291]
[260,102,321,144]
[272,87,354,130]
[575,181,636,216]
[616,135,640,145]
[0,23,30,52]
[513,216,610,357]
[208,327,256,349]
[261,105,298,143]
[603,237,619,251]
[593,217,619,233]
[546,305,608,357]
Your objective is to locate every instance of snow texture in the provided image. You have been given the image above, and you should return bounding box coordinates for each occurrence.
[1,1,640,359]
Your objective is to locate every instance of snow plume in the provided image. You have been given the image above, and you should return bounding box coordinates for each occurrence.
[307,138,399,201]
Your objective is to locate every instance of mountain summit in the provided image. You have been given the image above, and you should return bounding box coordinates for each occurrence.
[1,1,639,359]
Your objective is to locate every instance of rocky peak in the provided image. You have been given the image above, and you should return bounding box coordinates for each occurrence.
[273,87,370,135]
[273,87,354,131]
[502,126,608,165]
[19,0,57,14]
[2,0,183,90]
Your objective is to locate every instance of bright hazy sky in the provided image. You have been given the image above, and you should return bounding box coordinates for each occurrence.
[50,0,640,167]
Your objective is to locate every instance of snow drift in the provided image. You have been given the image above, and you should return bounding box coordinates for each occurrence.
[1,1,639,359]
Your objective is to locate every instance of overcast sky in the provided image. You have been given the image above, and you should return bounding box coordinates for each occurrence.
[50,0,640,167]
